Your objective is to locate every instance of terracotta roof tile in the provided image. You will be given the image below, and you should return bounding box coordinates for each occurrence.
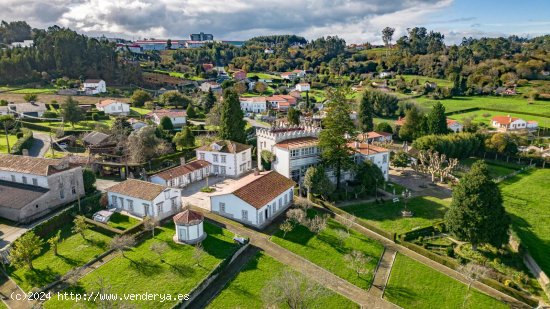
[197,140,251,154]
[348,142,389,155]
[275,137,318,149]
[492,116,520,125]
[0,154,72,176]
[173,209,204,225]
[106,179,166,201]
[0,180,49,209]
[152,160,211,181]
[233,171,295,209]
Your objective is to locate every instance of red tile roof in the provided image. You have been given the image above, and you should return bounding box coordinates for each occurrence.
[197,140,251,154]
[106,179,166,201]
[148,109,186,118]
[97,99,127,108]
[152,160,211,181]
[492,116,519,125]
[275,137,318,149]
[233,171,295,209]
[240,96,267,103]
[348,142,389,155]
[173,209,204,225]
[0,154,73,176]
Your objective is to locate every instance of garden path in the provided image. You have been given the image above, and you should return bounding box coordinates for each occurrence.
[371,248,397,298]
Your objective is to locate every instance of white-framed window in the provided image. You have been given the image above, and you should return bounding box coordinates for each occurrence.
[22,176,27,184]
[272,202,276,211]
[156,202,163,215]
[219,202,225,213]
[10,175,15,182]
[112,195,118,206]
[32,178,38,186]
[242,210,248,221]
[242,152,246,160]
[220,166,226,174]
[143,204,150,216]
[221,155,226,163]
[71,186,76,195]
[213,165,219,174]
[288,191,293,201]
[290,149,299,157]
[127,199,134,212]
[284,194,288,204]
[213,154,218,162]
[199,153,205,160]
[279,198,282,208]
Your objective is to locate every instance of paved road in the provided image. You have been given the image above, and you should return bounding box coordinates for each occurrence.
[245,118,270,129]
[371,248,397,298]
[27,132,51,157]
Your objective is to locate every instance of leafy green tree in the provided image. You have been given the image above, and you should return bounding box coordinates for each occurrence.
[23,93,38,102]
[355,160,384,195]
[159,91,191,109]
[60,96,84,128]
[398,105,425,141]
[375,122,393,134]
[203,88,217,112]
[130,89,152,107]
[159,116,174,131]
[0,115,15,153]
[287,107,300,125]
[427,101,447,134]
[318,88,355,189]
[173,126,195,149]
[73,215,90,239]
[82,169,96,194]
[382,27,395,48]
[219,89,246,143]
[391,151,409,171]
[485,133,518,160]
[9,231,43,270]
[445,161,510,250]
[186,104,197,118]
[47,230,62,256]
[358,91,374,133]
[303,166,333,200]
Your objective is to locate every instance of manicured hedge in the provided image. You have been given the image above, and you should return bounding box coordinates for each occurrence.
[400,240,459,270]
[10,128,33,154]
[480,277,539,307]
[400,222,445,241]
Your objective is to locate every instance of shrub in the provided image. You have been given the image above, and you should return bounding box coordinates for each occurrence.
[15,131,23,139]
[446,246,455,257]
[91,113,99,121]
[10,128,33,155]
[200,187,215,193]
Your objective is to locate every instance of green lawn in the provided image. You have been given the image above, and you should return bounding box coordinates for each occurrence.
[130,107,151,116]
[9,224,112,292]
[413,95,550,117]
[458,158,521,179]
[8,87,58,94]
[153,69,184,78]
[499,169,550,275]
[398,75,454,88]
[271,211,384,290]
[246,72,281,80]
[342,196,451,235]
[44,222,238,309]
[208,252,359,309]
[106,213,140,231]
[0,135,17,153]
[385,254,508,309]
[448,109,550,127]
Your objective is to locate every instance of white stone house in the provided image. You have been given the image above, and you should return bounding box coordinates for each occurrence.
[447,119,464,133]
[106,179,181,220]
[348,142,390,180]
[200,81,222,94]
[173,209,206,244]
[150,159,211,188]
[7,102,47,118]
[239,96,267,113]
[148,109,187,127]
[293,70,307,78]
[196,141,252,177]
[257,125,321,181]
[295,83,310,92]
[82,79,107,95]
[280,72,297,80]
[96,99,130,116]
[491,115,536,132]
[0,154,85,223]
[209,171,295,229]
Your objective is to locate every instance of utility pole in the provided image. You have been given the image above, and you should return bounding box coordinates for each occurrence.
[3,122,10,153]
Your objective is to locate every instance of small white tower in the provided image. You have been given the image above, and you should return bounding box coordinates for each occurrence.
[173,209,206,244]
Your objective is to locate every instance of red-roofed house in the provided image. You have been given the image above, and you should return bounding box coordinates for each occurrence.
[293,69,306,78]
[239,96,267,113]
[446,119,464,133]
[96,99,130,116]
[358,131,393,143]
[280,72,297,80]
[202,63,214,72]
[267,95,297,111]
[348,142,390,180]
[233,70,247,81]
[150,159,211,188]
[491,115,537,131]
[147,109,187,127]
[295,82,310,92]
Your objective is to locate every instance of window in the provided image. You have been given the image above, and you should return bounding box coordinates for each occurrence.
[272,202,276,212]
[242,152,246,160]
[219,202,225,213]
[278,198,282,208]
[10,175,15,182]
[383,154,388,163]
[156,202,163,215]
[284,194,288,204]
[290,149,299,157]
[213,154,218,162]
[221,155,226,163]
[60,189,65,199]
[22,176,27,184]
[220,166,226,175]
[213,165,219,174]
[143,204,150,216]
[127,200,134,212]
[199,153,205,160]
[288,191,293,201]
[119,197,124,208]
[242,210,248,221]
[112,195,118,206]
[32,178,38,186]
[71,186,76,195]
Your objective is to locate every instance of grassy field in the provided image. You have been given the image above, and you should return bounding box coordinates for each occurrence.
[43,222,238,309]
[246,72,281,80]
[271,211,384,290]
[499,169,550,275]
[130,107,152,116]
[105,213,140,231]
[398,75,454,88]
[413,95,550,116]
[342,196,451,235]
[7,88,58,94]
[457,158,521,179]
[9,224,112,292]
[208,252,359,309]
[0,93,129,105]
[0,134,17,153]
[448,109,550,127]
[385,254,508,309]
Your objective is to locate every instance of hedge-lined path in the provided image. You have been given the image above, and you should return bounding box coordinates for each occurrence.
[195,209,399,309]
[371,248,397,298]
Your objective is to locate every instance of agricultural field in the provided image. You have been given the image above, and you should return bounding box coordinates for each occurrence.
[44,222,239,309]
[384,254,508,309]
[271,210,384,290]
[0,134,17,153]
[448,109,550,127]
[499,169,550,275]
[398,75,454,88]
[130,107,152,116]
[207,252,359,309]
[246,72,281,80]
[7,87,58,94]
[0,93,130,105]
[342,196,451,235]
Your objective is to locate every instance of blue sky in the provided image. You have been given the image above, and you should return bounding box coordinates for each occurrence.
[0,0,547,44]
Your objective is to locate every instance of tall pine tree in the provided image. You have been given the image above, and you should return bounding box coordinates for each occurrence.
[398,105,424,141]
[427,101,447,134]
[218,89,246,143]
[203,88,216,112]
[444,161,510,250]
[358,91,374,133]
[318,88,355,189]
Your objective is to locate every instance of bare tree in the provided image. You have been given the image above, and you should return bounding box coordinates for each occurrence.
[305,214,328,234]
[262,269,323,309]
[279,219,294,238]
[110,235,136,258]
[335,229,349,246]
[459,263,489,308]
[294,197,312,212]
[440,157,459,182]
[142,216,159,237]
[193,242,205,267]
[287,208,306,225]
[150,242,168,260]
[342,212,356,234]
[344,250,372,278]
[418,150,445,183]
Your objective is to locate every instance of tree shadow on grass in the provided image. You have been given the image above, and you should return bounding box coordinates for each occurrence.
[23,267,60,289]
[56,253,82,267]
[165,262,196,277]
[383,285,417,303]
[128,257,163,276]
[85,237,108,250]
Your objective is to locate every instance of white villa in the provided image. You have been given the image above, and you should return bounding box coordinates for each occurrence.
[447,119,464,133]
[239,96,267,113]
[348,142,390,180]
[492,115,538,132]
[150,159,211,188]
[295,83,310,92]
[196,140,252,177]
[200,81,222,94]
[173,209,206,244]
[148,109,187,127]
[82,79,107,95]
[209,171,295,229]
[358,132,393,143]
[106,179,182,220]
[0,154,85,223]
[292,69,307,78]
[257,125,321,181]
[96,99,130,116]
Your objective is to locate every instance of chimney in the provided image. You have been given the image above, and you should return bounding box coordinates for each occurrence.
[180,156,186,166]
[254,169,260,176]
